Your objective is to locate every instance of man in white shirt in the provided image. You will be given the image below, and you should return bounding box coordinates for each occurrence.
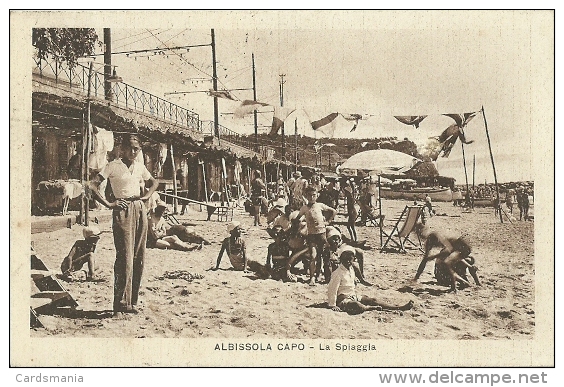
[327,250,413,314]
[90,134,158,315]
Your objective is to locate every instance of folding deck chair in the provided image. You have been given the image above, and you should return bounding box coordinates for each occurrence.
[380,205,424,253]
[31,246,78,326]
[159,191,234,222]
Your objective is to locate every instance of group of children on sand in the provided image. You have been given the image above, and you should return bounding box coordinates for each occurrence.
[61,184,481,315]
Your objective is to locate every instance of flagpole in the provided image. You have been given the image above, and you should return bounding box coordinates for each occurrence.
[252,53,258,152]
[472,154,476,189]
[279,74,286,162]
[211,29,220,140]
[461,141,470,203]
[481,105,503,223]
[294,118,298,166]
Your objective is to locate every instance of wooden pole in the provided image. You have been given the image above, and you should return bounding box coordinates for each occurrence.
[200,159,209,203]
[472,154,476,189]
[81,61,94,226]
[211,29,219,140]
[461,141,470,197]
[252,53,258,153]
[481,106,503,223]
[378,174,383,247]
[294,118,298,165]
[170,144,178,214]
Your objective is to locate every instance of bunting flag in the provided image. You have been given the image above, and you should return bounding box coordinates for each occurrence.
[420,124,475,161]
[311,112,340,137]
[234,100,271,118]
[269,106,296,136]
[341,113,364,132]
[443,112,477,128]
[394,115,428,128]
[207,89,237,101]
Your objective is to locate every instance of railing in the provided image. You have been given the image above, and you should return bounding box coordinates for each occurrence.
[33,57,200,132]
[200,120,280,159]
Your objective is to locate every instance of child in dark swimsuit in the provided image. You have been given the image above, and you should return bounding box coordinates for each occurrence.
[265,225,292,281]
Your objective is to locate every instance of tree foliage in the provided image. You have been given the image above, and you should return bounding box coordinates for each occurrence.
[32,28,100,69]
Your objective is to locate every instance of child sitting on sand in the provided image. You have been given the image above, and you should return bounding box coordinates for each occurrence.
[60,226,102,281]
[265,225,294,282]
[214,222,265,276]
[328,249,414,314]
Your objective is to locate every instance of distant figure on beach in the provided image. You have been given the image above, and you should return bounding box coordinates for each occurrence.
[413,223,481,293]
[327,249,414,315]
[505,189,515,214]
[214,221,264,275]
[251,170,268,226]
[516,187,530,221]
[297,186,336,286]
[342,181,358,242]
[291,171,309,210]
[147,201,203,252]
[424,194,434,217]
[60,226,102,281]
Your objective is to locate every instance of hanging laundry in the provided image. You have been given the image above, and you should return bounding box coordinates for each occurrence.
[88,126,114,171]
[234,100,270,118]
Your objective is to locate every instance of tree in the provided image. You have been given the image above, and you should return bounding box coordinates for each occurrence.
[32,28,100,69]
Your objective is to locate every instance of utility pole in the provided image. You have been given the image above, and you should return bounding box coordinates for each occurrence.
[279,74,286,160]
[211,29,219,139]
[103,28,113,101]
[252,53,258,152]
[294,118,298,167]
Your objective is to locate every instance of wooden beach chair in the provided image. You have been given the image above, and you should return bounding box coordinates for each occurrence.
[380,205,424,253]
[158,191,234,222]
[31,247,78,324]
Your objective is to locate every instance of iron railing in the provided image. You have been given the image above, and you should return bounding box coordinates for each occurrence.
[34,57,200,131]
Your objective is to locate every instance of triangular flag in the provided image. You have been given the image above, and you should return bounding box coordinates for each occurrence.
[419,124,475,161]
[234,100,270,118]
[341,113,364,132]
[394,115,428,128]
[208,89,237,101]
[311,112,340,138]
[443,112,477,128]
[269,106,296,136]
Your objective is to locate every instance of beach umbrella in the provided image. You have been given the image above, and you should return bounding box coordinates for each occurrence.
[336,149,422,176]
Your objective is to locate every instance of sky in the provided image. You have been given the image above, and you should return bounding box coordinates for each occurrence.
[76,11,552,184]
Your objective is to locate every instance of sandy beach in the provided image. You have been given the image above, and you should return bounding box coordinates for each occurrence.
[29,199,534,340]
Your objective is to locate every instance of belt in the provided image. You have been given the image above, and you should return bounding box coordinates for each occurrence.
[117,197,142,202]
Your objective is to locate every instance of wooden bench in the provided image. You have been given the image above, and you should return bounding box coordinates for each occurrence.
[158,192,233,222]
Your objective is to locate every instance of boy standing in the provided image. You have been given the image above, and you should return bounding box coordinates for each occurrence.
[297,186,336,286]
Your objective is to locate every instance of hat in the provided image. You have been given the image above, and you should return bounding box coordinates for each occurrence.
[267,225,284,238]
[273,198,287,208]
[339,246,356,260]
[83,226,101,239]
[155,200,168,209]
[326,226,341,239]
[295,171,302,178]
[227,221,242,234]
[288,210,301,222]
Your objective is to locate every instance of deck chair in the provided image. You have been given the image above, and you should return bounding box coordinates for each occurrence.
[380,205,424,253]
[31,247,78,321]
[159,191,234,222]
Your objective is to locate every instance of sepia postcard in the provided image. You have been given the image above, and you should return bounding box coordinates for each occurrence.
[10,10,554,367]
